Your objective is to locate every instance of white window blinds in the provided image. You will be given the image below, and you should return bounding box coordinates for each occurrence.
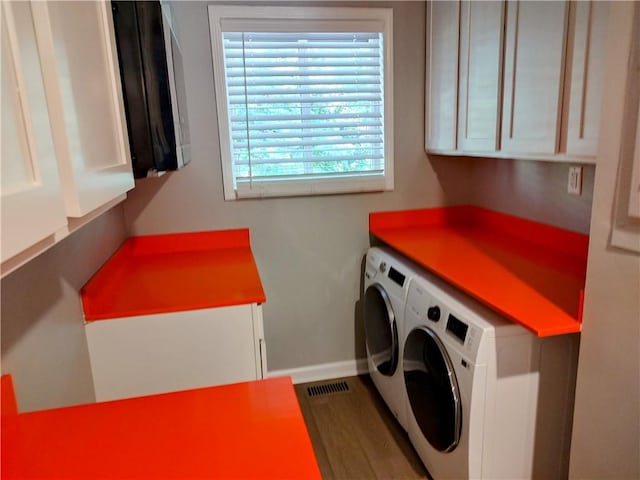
[209,7,393,199]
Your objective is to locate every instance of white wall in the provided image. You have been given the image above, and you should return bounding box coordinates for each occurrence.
[1,206,127,412]
[569,3,640,477]
[123,1,475,373]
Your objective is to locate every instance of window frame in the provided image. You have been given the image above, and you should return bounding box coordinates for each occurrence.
[208,5,394,200]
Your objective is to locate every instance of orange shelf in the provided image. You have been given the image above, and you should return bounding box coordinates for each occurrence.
[81,229,266,321]
[370,206,589,337]
[1,377,322,479]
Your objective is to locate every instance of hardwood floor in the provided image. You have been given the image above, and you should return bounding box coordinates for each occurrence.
[295,375,430,480]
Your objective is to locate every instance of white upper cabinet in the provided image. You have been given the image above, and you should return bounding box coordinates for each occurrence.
[426,0,607,162]
[1,2,67,263]
[501,0,568,155]
[458,1,505,152]
[31,1,134,218]
[425,1,460,152]
[2,0,134,275]
[609,4,639,252]
[565,1,609,157]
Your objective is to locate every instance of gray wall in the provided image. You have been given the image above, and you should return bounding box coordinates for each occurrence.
[467,157,594,235]
[0,1,599,412]
[1,206,127,412]
[123,1,474,372]
[124,1,596,373]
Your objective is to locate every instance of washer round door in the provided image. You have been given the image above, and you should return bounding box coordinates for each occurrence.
[364,284,399,376]
[404,326,462,452]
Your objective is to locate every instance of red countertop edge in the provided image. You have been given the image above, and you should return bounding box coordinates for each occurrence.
[370,206,589,336]
[81,228,266,321]
[1,375,18,416]
[1,377,322,479]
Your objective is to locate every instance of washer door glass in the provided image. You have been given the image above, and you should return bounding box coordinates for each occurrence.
[364,284,398,376]
[404,327,462,452]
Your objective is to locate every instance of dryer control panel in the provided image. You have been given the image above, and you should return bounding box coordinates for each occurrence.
[446,315,468,343]
[406,278,485,363]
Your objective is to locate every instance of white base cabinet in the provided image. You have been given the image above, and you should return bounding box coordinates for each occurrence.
[85,304,266,402]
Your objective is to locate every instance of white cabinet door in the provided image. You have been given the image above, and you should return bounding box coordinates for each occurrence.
[425,1,460,152]
[86,304,265,402]
[565,1,609,157]
[32,1,134,218]
[501,0,569,155]
[458,1,505,153]
[609,5,639,252]
[1,2,67,263]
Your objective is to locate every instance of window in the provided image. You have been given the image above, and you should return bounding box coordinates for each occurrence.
[208,6,393,199]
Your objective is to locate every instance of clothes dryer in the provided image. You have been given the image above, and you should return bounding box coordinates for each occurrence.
[363,247,421,431]
[403,273,578,479]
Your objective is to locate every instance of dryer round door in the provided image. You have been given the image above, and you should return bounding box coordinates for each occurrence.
[404,326,462,453]
[364,284,399,376]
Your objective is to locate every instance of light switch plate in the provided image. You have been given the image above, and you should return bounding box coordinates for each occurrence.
[568,166,583,195]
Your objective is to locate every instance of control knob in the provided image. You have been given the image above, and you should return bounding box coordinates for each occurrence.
[427,306,441,322]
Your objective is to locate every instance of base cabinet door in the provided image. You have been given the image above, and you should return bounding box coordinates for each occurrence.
[86,304,265,402]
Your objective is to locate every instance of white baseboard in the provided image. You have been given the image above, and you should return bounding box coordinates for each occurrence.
[267,358,369,384]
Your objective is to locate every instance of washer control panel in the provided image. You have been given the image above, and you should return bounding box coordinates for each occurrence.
[446,314,468,343]
[406,278,484,362]
[365,249,410,294]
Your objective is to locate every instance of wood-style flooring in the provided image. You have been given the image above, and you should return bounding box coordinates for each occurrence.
[295,375,430,480]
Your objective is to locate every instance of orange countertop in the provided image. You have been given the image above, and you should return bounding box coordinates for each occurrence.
[370,206,589,337]
[81,229,266,320]
[1,377,321,480]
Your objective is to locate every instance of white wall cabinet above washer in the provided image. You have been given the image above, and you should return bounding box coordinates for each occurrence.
[426,0,607,163]
[425,1,460,152]
[564,1,609,157]
[501,0,568,155]
[610,7,640,252]
[457,0,504,153]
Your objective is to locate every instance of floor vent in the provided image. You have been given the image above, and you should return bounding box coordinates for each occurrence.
[307,381,350,398]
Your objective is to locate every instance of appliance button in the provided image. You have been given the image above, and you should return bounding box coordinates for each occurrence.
[379,261,387,273]
[427,306,441,322]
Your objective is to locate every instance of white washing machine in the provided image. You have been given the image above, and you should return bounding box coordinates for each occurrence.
[363,247,421,431]
[403,272,579,480]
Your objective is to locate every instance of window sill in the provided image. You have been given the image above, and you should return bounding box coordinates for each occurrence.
[229,175,393,200]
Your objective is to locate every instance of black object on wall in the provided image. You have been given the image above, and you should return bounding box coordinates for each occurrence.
[111,1,190,178]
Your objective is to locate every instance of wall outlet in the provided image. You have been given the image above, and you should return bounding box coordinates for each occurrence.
[568,166,583,195]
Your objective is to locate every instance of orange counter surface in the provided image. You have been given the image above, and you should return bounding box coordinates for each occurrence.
[82,229,266,320]
[370,206,589,337]
[1,377,321,479]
